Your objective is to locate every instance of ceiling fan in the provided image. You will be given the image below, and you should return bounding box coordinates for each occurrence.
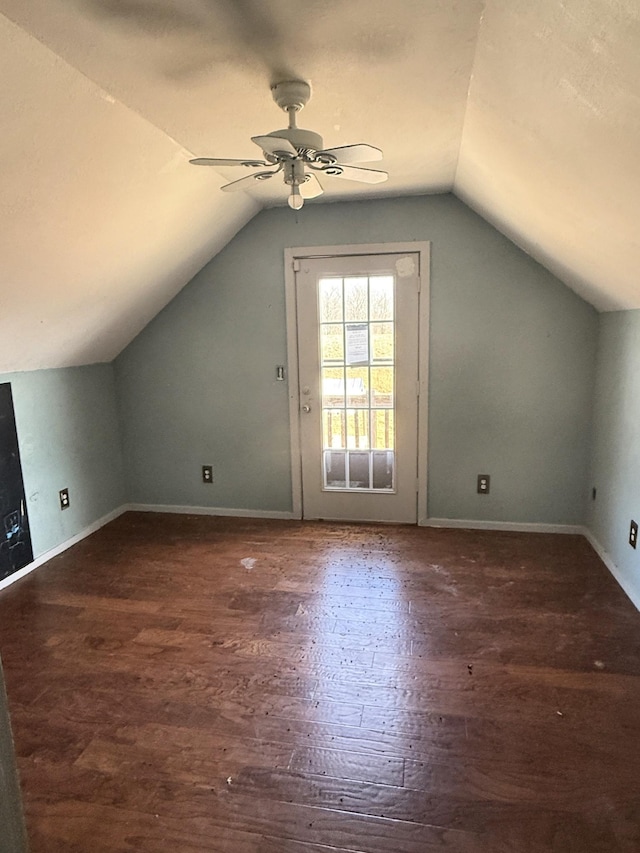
[190,80,388,210]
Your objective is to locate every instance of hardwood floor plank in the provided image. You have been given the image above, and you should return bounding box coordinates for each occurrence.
[212,635,376,669]
[227,766,629,851]
[27,800,269,853]
[150,784,482,853]
[321,671,640,727]
[289,746,404,786]
[74,733,293,787]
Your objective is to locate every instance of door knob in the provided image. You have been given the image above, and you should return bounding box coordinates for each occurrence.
[301,404,311,413]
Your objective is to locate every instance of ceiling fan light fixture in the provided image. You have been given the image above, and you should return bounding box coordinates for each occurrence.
[288,186,304,210]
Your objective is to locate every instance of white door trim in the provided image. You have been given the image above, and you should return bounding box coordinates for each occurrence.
[284,242,430,524]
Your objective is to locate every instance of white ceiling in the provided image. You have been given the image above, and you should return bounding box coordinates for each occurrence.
[0,0,638,372]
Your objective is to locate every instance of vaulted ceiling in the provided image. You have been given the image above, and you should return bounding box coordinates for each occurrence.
[1,0,638,372]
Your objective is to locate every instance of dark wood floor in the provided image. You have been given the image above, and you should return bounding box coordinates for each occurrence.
[0,512,639,852]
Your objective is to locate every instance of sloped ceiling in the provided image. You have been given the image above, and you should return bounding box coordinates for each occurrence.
[0,0,638,372]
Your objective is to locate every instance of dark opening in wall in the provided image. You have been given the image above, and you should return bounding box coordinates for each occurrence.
[0,383,33,580]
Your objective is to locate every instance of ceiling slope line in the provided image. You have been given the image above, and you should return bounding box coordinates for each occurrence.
[451,0,488,184]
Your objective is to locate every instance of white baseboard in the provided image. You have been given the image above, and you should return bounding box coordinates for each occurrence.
[583,528,640,612]
[422,517,585,535]
[0,505,128,593]
[128,503,297,520]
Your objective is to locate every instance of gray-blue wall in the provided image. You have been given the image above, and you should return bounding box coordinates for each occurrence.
[1,364,125,561]
[116,194,598,525]
[588,310,640,605]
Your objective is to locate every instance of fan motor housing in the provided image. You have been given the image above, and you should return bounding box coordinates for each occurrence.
[266,128,324,156]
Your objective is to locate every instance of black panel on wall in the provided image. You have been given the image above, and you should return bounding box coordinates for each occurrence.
[0,384,33,580]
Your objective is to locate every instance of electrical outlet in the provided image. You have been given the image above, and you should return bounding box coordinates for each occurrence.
[202,465,213,484]
[59,488,70,510]
[477,474,490,495]
[630,520,638,549]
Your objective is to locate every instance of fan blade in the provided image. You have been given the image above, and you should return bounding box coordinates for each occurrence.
[220,172,277,192]
[190,157,268,167]
[330,164,388,184]
[252,134,298,158]
[300,173,323,199]
[317,144,383,164]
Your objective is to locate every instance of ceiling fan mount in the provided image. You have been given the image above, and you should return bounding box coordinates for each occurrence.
[190,79,388,209]
[270,79,311,112]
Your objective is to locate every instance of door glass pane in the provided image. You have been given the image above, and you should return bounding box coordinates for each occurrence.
[322,367,345,407]
[346,367,369,408]
[321,324,344,363]
[348,451,370,489]
[346,409,370,449]
[319,278,343,322]
[370,276,394,320]
[371,322,394,362]
[323,409,346,449]
[372,451,394,490]
[344,277,369,322]
[372,410,394,450]
[318,272,396,492]
[324,451,346,488]
[371,366,393,408]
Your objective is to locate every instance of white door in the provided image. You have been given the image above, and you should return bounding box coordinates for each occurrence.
[294,251,422,523]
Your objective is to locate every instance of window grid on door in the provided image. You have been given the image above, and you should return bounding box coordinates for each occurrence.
[318,274,395,492]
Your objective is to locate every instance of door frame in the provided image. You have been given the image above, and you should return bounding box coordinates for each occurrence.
[284,242,431,525]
